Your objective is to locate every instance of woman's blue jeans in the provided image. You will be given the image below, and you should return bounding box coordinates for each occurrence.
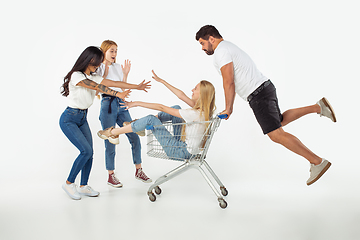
[131,105,191,160]
[157,105,184,141]
[59,107,93,186]
[99,96,141,170]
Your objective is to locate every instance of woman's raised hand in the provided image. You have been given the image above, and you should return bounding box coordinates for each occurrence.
[151,70,165,83]
[137,80,151,92]
[121,59,131,77]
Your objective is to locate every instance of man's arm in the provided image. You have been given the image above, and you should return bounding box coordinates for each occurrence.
[220,62,236,119]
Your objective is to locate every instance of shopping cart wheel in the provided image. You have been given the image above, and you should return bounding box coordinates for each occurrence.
[219,199,227,209]
[154,186,162,195]
[220,187,228,196]
[148,192,156,202]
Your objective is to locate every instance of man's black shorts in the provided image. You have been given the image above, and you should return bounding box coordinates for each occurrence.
[248,80,283,135]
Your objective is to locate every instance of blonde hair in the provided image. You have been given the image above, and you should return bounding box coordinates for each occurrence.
[100,40,118,63]
[181,80,216,141]
[193,80,216,121]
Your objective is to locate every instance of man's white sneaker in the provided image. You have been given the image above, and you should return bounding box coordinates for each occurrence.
[307,159,331,186]
[62,183,81,200]
[78,185,100,197]
[317,97,337,122]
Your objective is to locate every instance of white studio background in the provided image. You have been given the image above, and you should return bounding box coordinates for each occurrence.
[1,0,359,239]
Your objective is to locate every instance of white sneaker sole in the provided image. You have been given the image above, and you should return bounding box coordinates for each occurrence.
[107,182,123,188]
[307,161,331,186]
[321,97,337,122]
[79,192,100,197]
[135,177,152,183]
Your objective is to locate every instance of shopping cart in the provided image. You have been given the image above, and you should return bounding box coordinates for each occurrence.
[146,114,228,209]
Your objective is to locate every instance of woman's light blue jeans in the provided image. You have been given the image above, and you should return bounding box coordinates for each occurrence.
[59,107,93,186]
[99,96,141,170]
[131,105,191,160]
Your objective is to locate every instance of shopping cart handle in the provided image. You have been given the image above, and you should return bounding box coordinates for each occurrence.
[217,114,228,119]
[146,125,154,130]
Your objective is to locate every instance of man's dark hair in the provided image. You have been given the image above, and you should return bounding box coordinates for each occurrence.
[195,25,223,41]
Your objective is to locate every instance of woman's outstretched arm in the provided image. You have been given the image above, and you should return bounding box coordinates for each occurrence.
[77,79,130,99]
[152,70,195,107]
[125,101,182,119]
[101,78,151,92]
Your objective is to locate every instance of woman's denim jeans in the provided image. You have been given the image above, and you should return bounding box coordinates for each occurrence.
[59,107,93,186]
[131,105,191,160]
[157,105,183,141]
[99,96,141,170]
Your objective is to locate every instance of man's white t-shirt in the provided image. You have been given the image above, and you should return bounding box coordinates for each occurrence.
[213,40,268,100]
[179,108,206,154]
[67,71,103,109]
[96,63,124,92]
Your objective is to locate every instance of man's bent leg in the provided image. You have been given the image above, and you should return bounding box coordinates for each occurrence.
[268,127,331,185]
[267,127,322,165]
[281,104,320,127]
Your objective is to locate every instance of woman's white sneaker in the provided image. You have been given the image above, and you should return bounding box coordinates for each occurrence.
[62,183,81,200]
[78,185,100,197]
[97,127,119,144]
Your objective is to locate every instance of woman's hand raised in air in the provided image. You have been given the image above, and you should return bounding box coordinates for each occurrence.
[151,70,195,108]
[121,59,131,78]
[151,70,165,83]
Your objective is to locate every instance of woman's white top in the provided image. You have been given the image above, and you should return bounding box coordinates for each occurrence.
[96,62,124,92]
[179,108,206,154]
[67,71,103,109]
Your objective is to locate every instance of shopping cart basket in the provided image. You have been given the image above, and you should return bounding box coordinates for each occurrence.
[146,114,228,209]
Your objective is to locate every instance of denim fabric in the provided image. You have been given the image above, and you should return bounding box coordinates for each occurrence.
[59,107,93,186]
[99,96,141,170]
[157,105,184,141]
[131,113,191,161]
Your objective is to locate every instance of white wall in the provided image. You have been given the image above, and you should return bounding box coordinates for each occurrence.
[1,0,359,239]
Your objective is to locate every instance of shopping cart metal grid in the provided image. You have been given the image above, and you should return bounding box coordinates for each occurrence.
[146,114,228,209]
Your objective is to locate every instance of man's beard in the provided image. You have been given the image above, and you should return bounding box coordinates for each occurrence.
[204,43,214,55]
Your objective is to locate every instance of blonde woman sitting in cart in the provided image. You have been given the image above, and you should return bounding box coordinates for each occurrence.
[98,70,216,160]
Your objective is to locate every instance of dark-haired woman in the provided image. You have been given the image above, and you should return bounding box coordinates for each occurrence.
[60,46,150,200]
